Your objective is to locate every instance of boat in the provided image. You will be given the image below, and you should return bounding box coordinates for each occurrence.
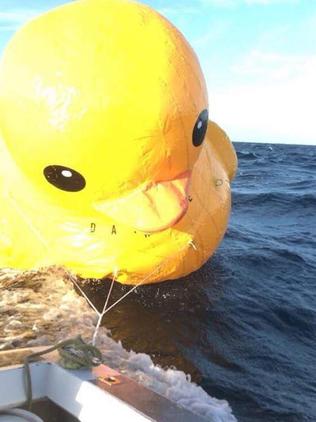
[0,346,207,422]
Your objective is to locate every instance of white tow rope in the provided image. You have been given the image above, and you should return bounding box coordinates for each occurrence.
[70,241,194,345]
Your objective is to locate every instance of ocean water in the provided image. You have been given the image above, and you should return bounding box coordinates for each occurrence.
[1,142,315,421]
[89,142,316,421]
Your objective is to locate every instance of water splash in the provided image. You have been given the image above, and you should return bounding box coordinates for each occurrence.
[0,267,236,422]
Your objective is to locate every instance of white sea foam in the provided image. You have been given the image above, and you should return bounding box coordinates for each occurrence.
[0,267,237,421]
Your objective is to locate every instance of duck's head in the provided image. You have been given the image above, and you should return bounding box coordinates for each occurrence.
[0,0,209,233]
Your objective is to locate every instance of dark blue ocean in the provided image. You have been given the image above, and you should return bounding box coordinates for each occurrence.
[89,142,316,421]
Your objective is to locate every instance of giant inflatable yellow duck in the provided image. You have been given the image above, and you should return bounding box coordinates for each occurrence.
[0,0,237,284]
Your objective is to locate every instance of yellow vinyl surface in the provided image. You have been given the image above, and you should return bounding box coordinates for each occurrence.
[0,0,237,284]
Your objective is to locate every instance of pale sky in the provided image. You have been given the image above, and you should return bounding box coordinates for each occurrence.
[0,0,315,145]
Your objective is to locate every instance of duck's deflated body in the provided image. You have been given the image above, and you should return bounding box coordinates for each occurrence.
[0,0,237,285]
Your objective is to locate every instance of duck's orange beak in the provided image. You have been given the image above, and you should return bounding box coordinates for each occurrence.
[94,171,191,233]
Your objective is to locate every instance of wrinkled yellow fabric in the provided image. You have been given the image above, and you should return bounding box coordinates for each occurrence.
[0,0,237,284]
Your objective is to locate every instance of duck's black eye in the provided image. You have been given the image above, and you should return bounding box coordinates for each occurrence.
[193,109,209,147]
[44,165,86,192]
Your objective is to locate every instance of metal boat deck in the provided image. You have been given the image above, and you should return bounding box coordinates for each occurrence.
[0,347,207,421]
